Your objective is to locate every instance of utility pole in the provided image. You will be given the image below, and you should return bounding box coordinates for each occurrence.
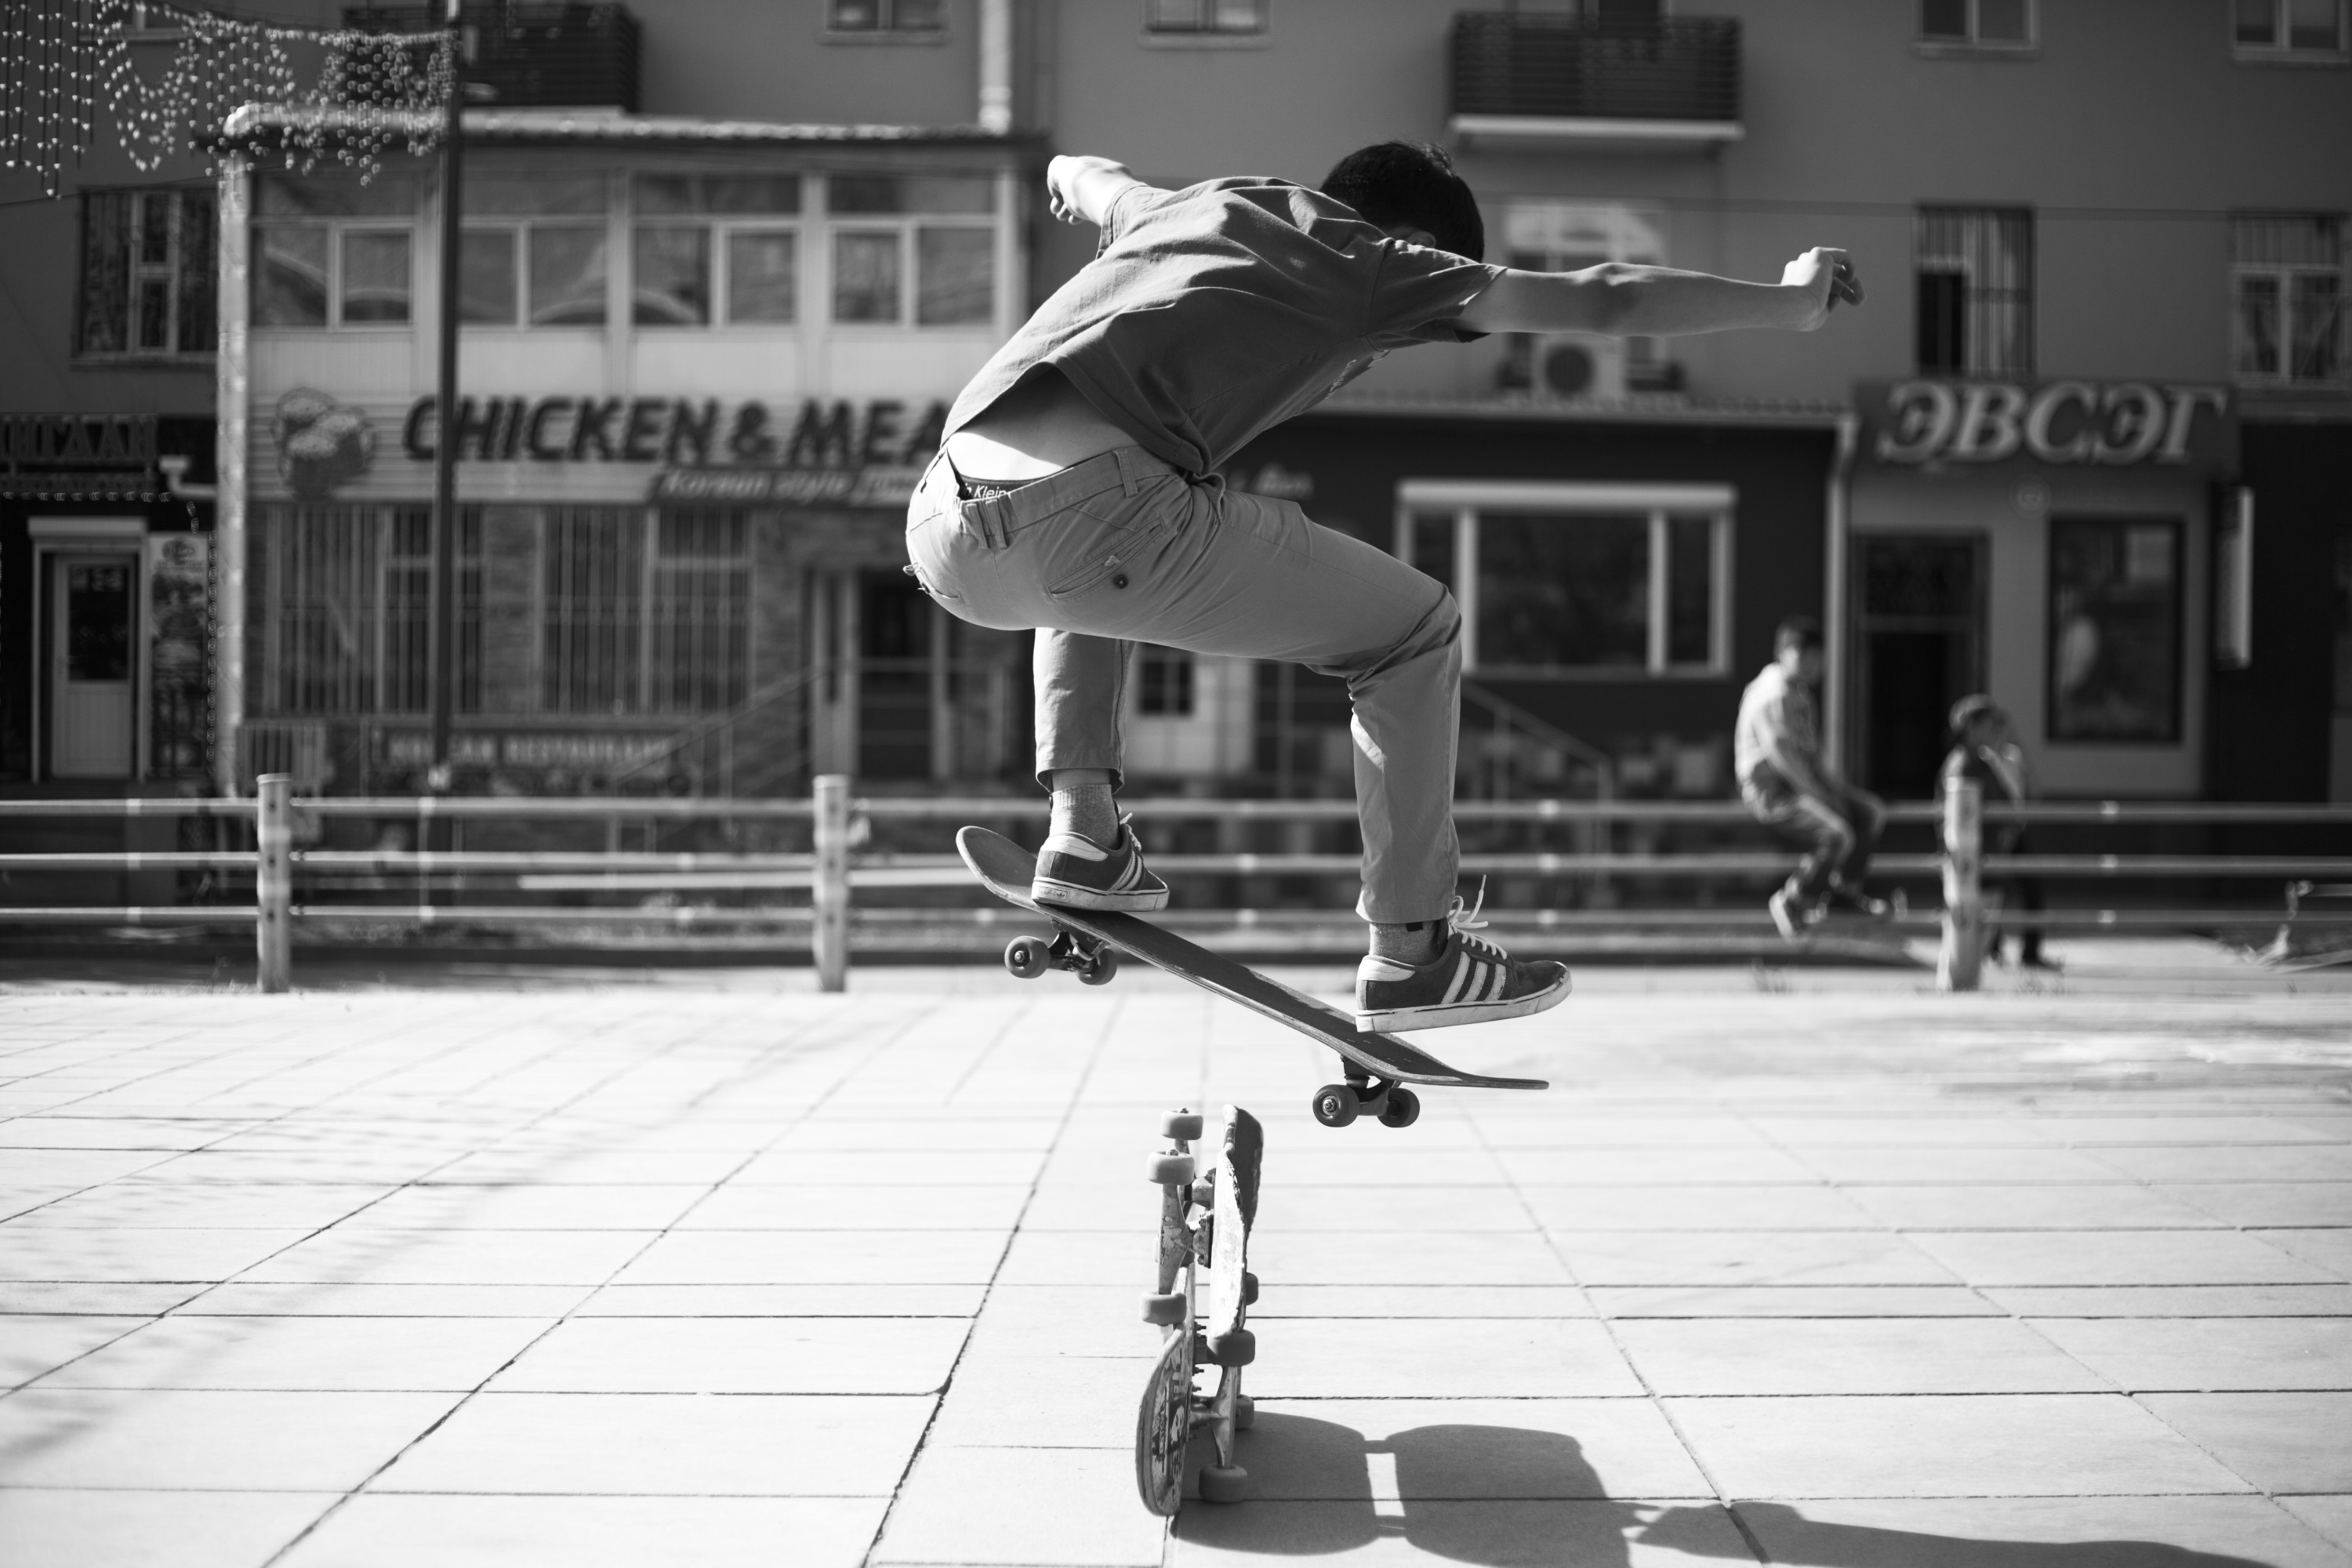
[427,0,465,806]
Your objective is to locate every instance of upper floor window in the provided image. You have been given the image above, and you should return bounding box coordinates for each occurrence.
[2233,213,2344,387]
[828,173,996,328]
[633,175,802,328]
[828,0,944,34]
[1146,0,1266,35]
[253,175,418,329]
[1918,0,2035,48]
[1915,205,2034,376]
[2234,0,2347,58]
[77,187,215,358]
[1498,203,1672,394]
[462,174,610,328]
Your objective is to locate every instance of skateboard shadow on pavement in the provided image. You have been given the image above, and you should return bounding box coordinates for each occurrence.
[1172,1415,2281,1567]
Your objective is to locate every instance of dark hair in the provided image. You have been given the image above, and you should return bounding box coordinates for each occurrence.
[1947,693,1998,740]
[1320,141,1485,262]
[1774,615,1824,654]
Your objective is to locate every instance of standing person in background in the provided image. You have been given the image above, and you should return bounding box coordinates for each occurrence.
[1737,616,1890,940]
[1942,695,2056,971]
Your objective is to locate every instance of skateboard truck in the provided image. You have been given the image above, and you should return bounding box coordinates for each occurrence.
[1310,1066,1421,1131]
[1004,928,1118,986]
[1136,1105,1260,1515]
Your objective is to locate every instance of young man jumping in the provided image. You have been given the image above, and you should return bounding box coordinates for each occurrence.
[1737,615,1891,940]
[908,142,1862,1030]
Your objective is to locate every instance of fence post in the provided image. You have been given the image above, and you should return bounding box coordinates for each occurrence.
[1938,775,1983,993]
[256,773,292,993]
[812,774,850,993]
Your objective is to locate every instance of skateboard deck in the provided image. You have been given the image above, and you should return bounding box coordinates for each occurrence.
[960,826,1547,1118]
[1135,1105,1258,1515]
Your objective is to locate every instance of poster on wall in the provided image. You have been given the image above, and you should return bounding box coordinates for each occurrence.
[2048,518,2181,744]
[147,532,212,779]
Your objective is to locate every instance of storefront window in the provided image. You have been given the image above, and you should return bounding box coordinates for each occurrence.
[634,227,711,325]
[249,504,479,716]
[541,506,750,714]
[459,230,517,324]
[2048,517,2181,743]
[728,232,798,322]
[833,230,902,321]
[255,227,329,328]
[826,172,995,327]
[253,174,417,330]
[633,174,800,327]
[1482,514,1651,669]
[463,173,608,328]
[339,230,412,324]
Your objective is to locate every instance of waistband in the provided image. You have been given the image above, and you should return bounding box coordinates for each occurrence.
[933,445,1174,546]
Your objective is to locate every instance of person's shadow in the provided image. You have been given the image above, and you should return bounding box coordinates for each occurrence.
[1171,1414,2280,1567]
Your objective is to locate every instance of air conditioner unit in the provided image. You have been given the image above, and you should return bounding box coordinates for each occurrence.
[1528,332,1627,402]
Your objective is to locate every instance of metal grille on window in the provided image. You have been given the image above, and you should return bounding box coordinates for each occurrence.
[543,507,647,714]
[1915,206,2034,376]
[251,505,478,717]
[649,509,751,713]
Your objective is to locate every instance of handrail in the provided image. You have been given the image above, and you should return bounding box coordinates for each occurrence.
[603,666,822,793]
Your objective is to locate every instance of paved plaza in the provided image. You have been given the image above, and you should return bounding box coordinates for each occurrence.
[1,949,2348,1566]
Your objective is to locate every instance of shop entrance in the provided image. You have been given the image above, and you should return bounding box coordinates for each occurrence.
[808,566,1029,785]
[45,551,139,779]
[1851,533,1985,797]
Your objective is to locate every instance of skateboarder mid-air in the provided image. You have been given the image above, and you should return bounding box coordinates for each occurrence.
[1737,615,1893,940]
[908,143,1863,1029]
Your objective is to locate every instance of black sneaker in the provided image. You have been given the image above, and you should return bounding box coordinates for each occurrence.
[1355,895,1570,1032]
[1825,880,1892,920]
[1769,884,1824,942]
[1030,815,1169,912]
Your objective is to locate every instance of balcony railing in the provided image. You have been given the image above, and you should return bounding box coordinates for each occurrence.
[1450,10,1741,146]
[346,3,642,113]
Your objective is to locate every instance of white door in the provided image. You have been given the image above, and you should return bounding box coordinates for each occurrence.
[49,552,137,778]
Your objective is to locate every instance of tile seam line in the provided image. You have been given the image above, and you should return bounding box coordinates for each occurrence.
[858,991,1117,1568]
[245,996,918,1568]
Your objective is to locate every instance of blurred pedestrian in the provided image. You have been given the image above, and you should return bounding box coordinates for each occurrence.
[1737,615,1890,939]
[1940,695,2056,970]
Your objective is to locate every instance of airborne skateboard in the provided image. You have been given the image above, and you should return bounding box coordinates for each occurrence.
[1136,1104,1259,1515]
[957,826,1547,1127]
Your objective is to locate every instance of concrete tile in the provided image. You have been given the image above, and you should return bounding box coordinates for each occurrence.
[2285,1498,2352,1555]
[1249,1317,1642,1399]
[1844,1183,2225,1230]
[1731,1496,2352,1568]
[1616,1317,2108,1396]
[1549,1230,1959,1287]
[772,1117,1062,1151]
[1479,1115,1774,1150]
[492,1315,968,1394]
[616,1229,1007,1285]
[1518,1183,1878,1232]
[994,1227,1156,1285]
[965,1286,1167,1358]
[0,1116,249,1150]
[732,1149,1047,1185]
[2091,1145,2352,1183]
[0,1149,176,1186]
[1908,1229,2336,1287]
[1172,1500,1743,1565]
[680,1182,1032,1230]
[575,1283,985,1316]
[37,1314,548,1392]
[1496,1147,1817,1185]
[1257,1229,1574,1287]
[234,1228,655,1286]
[278,1495,888,1568]
[924,1352,1157,1448]
[1229,1399,1710,1499]
[0,1488,332,1568]
[376,1392,933,1495]
[1272,1149,1512,1186]
[1984,1284,2352,1317]
[0,1388,459,1489]
[1665,1393,2254,1498]
[181,1283,594,1316]
[0,1282,198,1315]
[1,1315,147,1388]
[2138,1392,2352,1491]
[1253,1284,1595,1319]
[2256,1228,2352,1280]
[2031,1316,2352,1392]
[2168,1184,2352,1226]
[129,1151,457,1185]
[427,1149,750,1185]
[4,1182,387,1229]
[874,1445,1166,1566]
[2030,1116,2347,1146]
[1256,1185,1534,1234]
[1795,1145,2129,1184]
[1591,1285,1998,1318]
[0,1228,316,1283]
[340,1184,707,1230]
[1755,1116,2053,1147]
[1019,1181,1166,1231]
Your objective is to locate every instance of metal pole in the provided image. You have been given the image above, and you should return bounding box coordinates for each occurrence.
[812,775,851,991]
[256,773,292,993]
[427,2,464,809]
[1938,775,1983,993]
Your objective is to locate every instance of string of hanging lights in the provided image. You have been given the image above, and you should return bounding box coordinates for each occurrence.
[1,0,452,195]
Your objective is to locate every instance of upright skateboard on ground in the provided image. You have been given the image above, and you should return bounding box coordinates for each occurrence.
[1135,1104,1259,1515]
[957,826,1548,1127]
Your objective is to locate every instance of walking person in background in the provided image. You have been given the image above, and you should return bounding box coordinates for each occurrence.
[1942,695,2057,971]
[1737,615,1890,940]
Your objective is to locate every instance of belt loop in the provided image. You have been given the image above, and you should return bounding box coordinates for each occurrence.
[1116,447,1143,497]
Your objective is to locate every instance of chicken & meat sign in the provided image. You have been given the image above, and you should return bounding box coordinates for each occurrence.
[399,394,949,506]
[1863,379,2234,473]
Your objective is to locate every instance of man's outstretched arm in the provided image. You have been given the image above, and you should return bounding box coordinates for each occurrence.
[1457,249,1864,337]
[1046,154,1156,227]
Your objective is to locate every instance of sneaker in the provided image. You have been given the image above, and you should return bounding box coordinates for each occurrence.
[1030,815,1169,912]
[1355,889,1571,1032]
[1825,880,1891,920]
[1769,884,1824,942]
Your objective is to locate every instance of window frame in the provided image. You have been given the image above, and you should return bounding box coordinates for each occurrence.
[823,0,949,42]
[628,175,805,331]
[252,180,421,333]
[2229,213,2347,388]
[1142,0,1270,46]
[75,186,216,361]
[2230,0,2350,63]
[2045,515,2185,746]
[1915,0,2039,54]
[821,175,1000,332]
[1396,480,1735,680]
[1915,205,2036,378]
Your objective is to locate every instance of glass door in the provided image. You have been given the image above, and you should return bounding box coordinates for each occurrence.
[1851,534,1986,797]
[48,551,139,778]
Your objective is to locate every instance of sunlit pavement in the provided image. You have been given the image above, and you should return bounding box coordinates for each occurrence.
[2,945,2348,1567]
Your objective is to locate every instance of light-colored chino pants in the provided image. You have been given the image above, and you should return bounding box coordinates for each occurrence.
[904,445,1461,924]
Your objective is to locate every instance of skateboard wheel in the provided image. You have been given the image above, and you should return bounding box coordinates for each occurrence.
[1004,936,1050,980]
[1206,1327,1255,1367]
[1199,1463,1248,1504]
[1310,1083,1359,1128]
[1160,1110,1204,1142]
[1078,949,1119,985]
[1145,1152,1196,1186]
[1233,1394,1255,1431]
[1240,1269,1258,1307]
[1141,1290,1186,1326]
[1377,1087,1422,1129]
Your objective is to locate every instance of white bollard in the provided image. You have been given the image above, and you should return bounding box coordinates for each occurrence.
[812,774,850,993]
[256,773,292,993]
[1938,775,1983,993]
